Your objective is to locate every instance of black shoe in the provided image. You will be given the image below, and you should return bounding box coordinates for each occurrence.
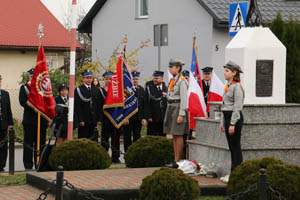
[165,161,178,169]
[112,158,121,164]
[0,168,4,172]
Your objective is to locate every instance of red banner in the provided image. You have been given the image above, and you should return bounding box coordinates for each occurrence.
[27,44,56,121]
[103,56,124,109]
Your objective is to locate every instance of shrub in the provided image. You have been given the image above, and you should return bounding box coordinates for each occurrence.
[227,157,300,199]
[124,136,174,168]
[139,167,200,200]
[49,138,111,170]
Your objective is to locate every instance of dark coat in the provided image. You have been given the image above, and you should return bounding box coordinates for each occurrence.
[0,89,13,130]
[144,81,167,122]
[19,84,47,126]
[74,85,101,125]
[54,96,68,133]
[202,80,210,105]
[131,85,145,121]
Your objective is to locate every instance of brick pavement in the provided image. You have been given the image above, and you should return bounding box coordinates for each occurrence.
[31,167,226,190]
[0,185,55,200]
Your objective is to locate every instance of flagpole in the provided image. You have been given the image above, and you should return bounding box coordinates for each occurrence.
[123,34,128,54]
[67,0,78,140]
[36,24,44,166]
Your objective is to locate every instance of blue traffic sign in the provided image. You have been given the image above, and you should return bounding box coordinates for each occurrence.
[229,2,248,37]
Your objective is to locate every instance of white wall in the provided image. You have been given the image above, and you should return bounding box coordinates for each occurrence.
[92,0,214,84]
[211,27,232,81]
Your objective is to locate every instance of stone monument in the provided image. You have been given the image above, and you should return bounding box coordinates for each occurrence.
[189,27,300,177]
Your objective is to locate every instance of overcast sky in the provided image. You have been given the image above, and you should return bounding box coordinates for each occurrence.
[41,0,96,26]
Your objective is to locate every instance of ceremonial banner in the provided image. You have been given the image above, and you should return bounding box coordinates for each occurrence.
[27,44,56,121]
[103,54,138,128]
[208,71,224,103]
[190,45,203,91]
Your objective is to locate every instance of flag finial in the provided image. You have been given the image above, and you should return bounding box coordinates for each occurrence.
[38,24,44,41]
[123,34,128,53]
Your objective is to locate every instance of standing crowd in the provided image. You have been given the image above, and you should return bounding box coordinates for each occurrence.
[0,59,244,175]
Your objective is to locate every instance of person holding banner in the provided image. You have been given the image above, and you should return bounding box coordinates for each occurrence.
[99,71,121,163]
[19,68,48,170]
[164,59,189,168]
[123,71,145,152]
[144,71,167,136]
[74,70,101,141]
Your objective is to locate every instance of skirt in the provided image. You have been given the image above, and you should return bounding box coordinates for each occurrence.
[163,102,189,135]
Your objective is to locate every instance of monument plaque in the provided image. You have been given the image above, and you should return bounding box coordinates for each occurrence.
[256,60,273,97]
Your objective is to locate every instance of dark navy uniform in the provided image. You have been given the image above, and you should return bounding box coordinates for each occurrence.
[99,71,121,163]
[144,71,167,136]
[19,68,48,169]
[0,84,13,171]
[201,67,213,105]
[54,94,68,139]
[74,71,101,141]
[123,71,145,152]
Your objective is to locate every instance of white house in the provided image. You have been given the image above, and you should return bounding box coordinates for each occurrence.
[78,0,300,82]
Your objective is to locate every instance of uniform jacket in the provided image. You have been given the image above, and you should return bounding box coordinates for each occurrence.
[202,80,210,105]
[19,84,47,126]
[144,80,167,122]
[54,96,68,132]
[131,85,145,121]
[0,89,13,130]
[74,85,101,125]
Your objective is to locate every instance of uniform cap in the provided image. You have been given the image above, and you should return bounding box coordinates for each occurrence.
[182,70,190,78]
[153,70,164,78]
[131,71,140,78]
[224,61,243,73]
[82,69,93,77]
[58,84,68,92]
[27,68,34,76]
[103,71,114,77]
[201,67,213,73]
[169,58,185,67]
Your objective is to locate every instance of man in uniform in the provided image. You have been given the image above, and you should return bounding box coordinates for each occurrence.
[54,84,68,145]
[74,70,101,141]
[19,68,47,170]
[123,71,145,152]
[144,71,167,136]
[0,75,13,171]
[201,67,213,105]
[99,71,121,163]
[182,70,190,82]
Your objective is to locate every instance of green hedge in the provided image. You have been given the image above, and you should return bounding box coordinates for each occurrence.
[227,157,300,199]
[124,136,174,168]
[49,138,111,170]
[139,167,200,200]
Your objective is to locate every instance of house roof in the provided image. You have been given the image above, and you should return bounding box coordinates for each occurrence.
[0,0,81,50]
[79,0,300,33]
[78,0,107,33]
[198,0,300,27]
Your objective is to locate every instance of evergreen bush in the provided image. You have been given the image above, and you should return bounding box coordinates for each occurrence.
[227,157,300,199]
[139,167,200,200]
[124,136,174,168]
[49,138,111,170]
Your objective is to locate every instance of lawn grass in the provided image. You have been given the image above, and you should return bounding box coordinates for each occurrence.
[198,197,225,200]
[0,174,26,186]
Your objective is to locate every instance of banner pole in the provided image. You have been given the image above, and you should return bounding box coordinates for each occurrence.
[37,112,41,166]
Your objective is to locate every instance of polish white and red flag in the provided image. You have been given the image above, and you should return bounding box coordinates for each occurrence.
[207,71,225,104]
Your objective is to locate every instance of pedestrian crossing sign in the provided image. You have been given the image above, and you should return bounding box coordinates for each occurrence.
[229,2,248,37]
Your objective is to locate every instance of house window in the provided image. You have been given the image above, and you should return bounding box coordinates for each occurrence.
[154,24,168,46]
[136,0,148,18]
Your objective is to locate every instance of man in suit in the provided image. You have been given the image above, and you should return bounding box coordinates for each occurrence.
[201,67,213,105]
[54,84,68,145]
[123,71,145,152]
[74,70,101,141]
[19,68,47,170]
[99,71,122,163]
[0,75,13,171]
[144,71,167,136]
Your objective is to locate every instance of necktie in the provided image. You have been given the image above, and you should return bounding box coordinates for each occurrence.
[169,78,175,91]
[64,98,67,103]
[87,87,91,91]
